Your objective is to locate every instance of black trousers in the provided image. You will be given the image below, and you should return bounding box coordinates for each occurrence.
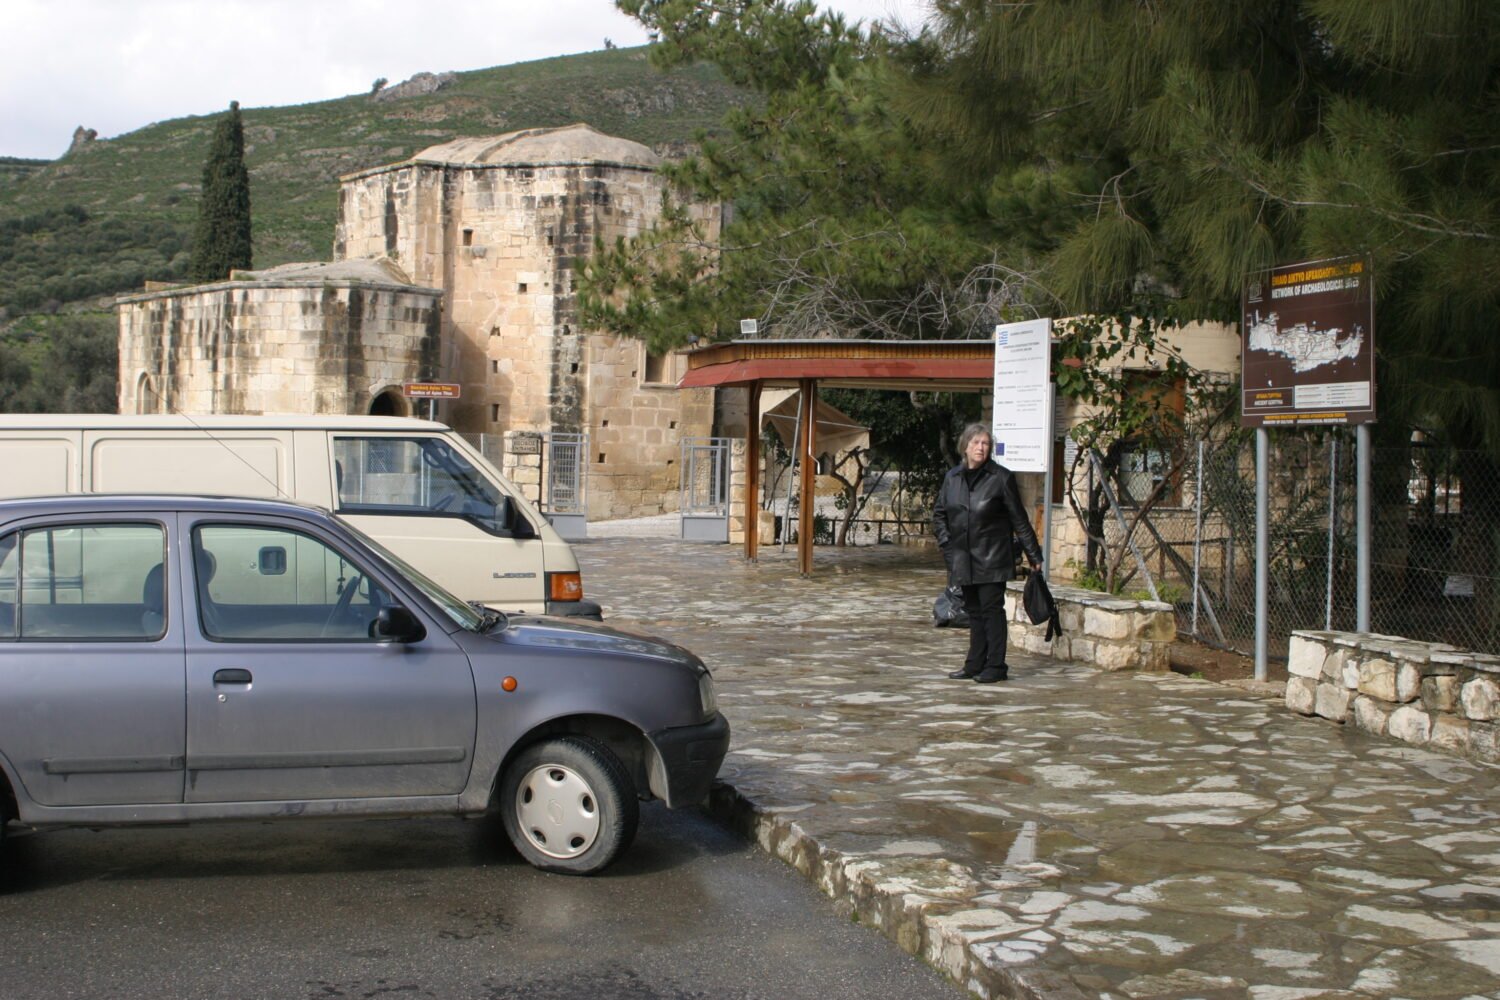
[961,582,1008,672]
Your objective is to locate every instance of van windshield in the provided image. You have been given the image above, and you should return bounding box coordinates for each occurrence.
[333,436,509,534]
[339,520,487,632]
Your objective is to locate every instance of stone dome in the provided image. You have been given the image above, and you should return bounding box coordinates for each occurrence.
[412,124,661,170]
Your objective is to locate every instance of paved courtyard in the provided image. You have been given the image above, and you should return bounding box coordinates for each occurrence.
[578,533,1500,1000]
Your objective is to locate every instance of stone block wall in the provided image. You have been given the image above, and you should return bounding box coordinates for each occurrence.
[1004,583,1174,671]
[118,279,442,416]
[1285,630,1500,762]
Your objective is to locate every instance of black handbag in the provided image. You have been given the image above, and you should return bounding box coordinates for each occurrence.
[1023,571,1062,642]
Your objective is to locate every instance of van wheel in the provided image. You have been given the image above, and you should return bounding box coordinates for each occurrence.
[500,736,638,875]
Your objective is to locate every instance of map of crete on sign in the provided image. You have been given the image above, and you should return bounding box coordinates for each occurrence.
[1246,308,1364,373]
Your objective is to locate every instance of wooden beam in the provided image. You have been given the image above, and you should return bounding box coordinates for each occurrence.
[745,381,761,562]
[798,378,817,577]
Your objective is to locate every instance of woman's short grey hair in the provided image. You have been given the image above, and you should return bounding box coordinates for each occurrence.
[958,423,992,452]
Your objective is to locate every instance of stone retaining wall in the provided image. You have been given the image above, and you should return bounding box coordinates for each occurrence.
[1285,629,1500,763]
[1005,582,1173,671]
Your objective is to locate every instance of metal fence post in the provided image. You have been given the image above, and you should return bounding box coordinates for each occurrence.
[1326,435,1338,630]
[1356,424,1371,632]
[1255,427,1269,682]
[1191,439,1204,637]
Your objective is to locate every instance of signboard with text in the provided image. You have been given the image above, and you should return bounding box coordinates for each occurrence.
[991,319,1052,473]
[403,382,461,399]
[1241,257,1375,428]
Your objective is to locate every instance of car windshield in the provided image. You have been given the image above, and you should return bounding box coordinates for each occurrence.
[340,521,488,632]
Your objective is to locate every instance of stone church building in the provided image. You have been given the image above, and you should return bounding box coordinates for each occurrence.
[118,124,717,520]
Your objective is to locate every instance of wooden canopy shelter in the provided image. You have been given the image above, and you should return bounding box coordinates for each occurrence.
[678,339,996,575]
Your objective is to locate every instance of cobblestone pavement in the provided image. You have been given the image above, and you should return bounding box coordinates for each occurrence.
[576,537,1500,1000]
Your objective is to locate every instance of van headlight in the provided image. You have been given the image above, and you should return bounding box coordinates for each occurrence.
[698,672,718,716]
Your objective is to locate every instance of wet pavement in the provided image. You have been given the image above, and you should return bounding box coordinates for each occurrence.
[578,535,1500,1000]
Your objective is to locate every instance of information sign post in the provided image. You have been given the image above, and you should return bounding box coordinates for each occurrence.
[1242,257,1377,676]
[993,319,1053,568]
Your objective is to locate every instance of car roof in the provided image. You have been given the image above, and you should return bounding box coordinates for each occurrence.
[0,494,335,521]
[0,414,447,431]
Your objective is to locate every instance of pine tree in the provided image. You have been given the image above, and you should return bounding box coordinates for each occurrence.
[190,101,252,283]
[897,0,1500,453]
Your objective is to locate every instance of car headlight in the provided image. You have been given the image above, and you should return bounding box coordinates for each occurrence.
[698,672,718,716]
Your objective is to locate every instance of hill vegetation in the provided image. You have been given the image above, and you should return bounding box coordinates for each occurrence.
[0,47,742,319]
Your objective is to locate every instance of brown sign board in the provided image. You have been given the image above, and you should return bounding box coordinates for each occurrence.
[402,382,461,399]
[1241,257,1375,429]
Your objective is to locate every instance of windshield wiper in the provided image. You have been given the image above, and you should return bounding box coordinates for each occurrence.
[468,601,508,633]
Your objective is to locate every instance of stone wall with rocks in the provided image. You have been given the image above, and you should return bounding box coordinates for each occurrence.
[1285,630,1500,763]
[1005,583,1174,671]
[118,277,442,415]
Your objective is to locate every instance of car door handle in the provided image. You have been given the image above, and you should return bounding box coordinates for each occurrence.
[213,668,253,684]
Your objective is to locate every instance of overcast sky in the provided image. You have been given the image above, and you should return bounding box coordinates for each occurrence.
[1,0,927,160]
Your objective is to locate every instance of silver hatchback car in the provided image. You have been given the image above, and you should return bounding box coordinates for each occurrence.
[0,495,729,875]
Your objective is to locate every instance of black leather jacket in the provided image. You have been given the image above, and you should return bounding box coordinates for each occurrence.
[932,460,1043,585]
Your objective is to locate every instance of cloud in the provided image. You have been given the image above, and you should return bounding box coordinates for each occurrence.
[0,0,925,159]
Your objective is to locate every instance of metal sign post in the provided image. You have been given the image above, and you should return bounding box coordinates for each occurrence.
[1242,256,1377,673]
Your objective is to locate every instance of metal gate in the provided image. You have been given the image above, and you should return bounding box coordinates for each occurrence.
[541,432,588,540]
[680,437,730,542]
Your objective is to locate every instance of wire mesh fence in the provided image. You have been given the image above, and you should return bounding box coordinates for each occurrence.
[1084,432,1500,658]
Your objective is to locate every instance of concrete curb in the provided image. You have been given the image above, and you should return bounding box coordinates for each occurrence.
[704,782,1089,1000]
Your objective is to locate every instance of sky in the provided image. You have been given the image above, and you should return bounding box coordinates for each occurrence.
[1,0,928,161]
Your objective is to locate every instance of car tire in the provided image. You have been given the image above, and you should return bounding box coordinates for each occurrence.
[500,735,638,875]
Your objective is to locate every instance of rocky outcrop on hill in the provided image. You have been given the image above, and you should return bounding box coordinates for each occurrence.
[67,127,98,154]
[371,72,458,103]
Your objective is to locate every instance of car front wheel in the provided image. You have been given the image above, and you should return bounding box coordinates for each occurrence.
[500,735,639,875]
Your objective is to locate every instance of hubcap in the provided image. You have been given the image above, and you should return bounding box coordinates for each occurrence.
[515,763,601,859]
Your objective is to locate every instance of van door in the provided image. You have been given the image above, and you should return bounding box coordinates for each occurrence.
[181,516,477,802]
[0,517,185,806]
[329,434,545,612]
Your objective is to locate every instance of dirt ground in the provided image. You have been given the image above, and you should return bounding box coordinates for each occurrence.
[1169,638,1289,684]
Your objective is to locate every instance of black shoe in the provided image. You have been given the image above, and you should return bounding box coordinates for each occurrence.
[974,666,1009,683]
[948,667,980,679]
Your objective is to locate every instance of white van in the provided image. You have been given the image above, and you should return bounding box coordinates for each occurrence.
[0,415,600,619]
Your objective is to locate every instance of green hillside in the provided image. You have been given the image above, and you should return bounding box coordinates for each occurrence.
[0,47,742,315]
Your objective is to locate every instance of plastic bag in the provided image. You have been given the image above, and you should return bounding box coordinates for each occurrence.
[932,584,969,628]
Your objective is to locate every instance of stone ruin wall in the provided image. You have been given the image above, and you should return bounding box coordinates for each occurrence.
[335,157,716,521]
[118,280,442,416]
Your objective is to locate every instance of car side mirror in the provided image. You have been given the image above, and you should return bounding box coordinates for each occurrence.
[500,496,537,539]
[372,605,426,643]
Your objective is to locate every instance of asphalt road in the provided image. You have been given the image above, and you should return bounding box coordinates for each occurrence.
[0,804,962,1000]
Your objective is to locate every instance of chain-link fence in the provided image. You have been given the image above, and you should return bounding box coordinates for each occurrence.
[1080,433,1500,658]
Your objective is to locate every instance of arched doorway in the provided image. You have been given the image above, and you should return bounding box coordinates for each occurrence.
[369,389,407,417]
[135,373,158,414]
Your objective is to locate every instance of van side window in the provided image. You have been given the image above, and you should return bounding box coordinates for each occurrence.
[193,524,394,642]
[333,437,514,536]
[0,524,165,641]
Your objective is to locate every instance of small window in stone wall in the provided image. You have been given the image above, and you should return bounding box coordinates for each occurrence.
[643,349,672,385]
[490,404,500,422]
[462,229,474,247]
[490,360,499,374]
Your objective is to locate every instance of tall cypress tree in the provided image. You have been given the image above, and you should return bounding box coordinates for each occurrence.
[190,101,252,282]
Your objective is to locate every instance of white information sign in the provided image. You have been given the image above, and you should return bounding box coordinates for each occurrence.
[991,319,1053,473]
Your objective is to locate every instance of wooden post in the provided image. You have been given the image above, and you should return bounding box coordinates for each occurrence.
[745,381,761,562]
[798,378,817,576]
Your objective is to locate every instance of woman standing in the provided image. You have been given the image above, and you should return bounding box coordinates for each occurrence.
[932,423,1043,682]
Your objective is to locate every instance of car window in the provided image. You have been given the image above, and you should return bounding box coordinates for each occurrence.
[333,436,508,533]
[0,523,165,641]
[193,524,394,642]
